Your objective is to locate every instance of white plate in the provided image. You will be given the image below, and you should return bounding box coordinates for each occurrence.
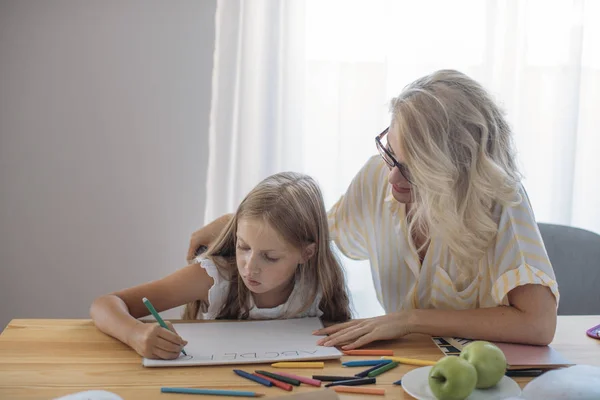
[402,366,522,400]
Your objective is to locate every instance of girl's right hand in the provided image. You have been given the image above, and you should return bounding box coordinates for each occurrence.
[128,321,188,359]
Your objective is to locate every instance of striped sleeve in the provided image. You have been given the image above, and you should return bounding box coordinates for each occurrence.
[490,186,560,307]
[326,157,378,260]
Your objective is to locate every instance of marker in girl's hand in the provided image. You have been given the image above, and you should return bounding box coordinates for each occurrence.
[142,297,188,356]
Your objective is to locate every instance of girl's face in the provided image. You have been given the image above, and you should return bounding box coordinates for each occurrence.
[235,218,306,296]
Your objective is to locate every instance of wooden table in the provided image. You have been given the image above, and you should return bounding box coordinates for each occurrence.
[0,316,599,399]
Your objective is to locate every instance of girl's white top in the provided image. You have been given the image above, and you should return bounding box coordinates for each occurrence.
[193,257,323,320]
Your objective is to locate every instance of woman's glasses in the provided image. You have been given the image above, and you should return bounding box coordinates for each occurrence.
[375,127,413,184]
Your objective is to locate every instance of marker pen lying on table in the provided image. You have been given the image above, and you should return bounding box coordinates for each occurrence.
[380,356,437,366]
[324,377,376,387]
[342,349,394,356]
[343,359,393,367]
[253,372,293,391]
[312,375,361,382]
[367,361,399,377]
[271,361,324,368]
[273,372,322,387]
[255,370,301,386]
[161,388,264,397]
[142,297,187,356]
[332,386,385,396]
[233,369,272,387]
[355,362,392,378]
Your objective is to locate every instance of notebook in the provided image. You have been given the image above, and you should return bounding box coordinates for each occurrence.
[432,337,574,370]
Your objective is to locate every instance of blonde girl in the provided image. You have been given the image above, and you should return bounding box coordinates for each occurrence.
[91,172,351,359]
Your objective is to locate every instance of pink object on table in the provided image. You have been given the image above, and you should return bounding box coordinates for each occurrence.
[273,372,322,387]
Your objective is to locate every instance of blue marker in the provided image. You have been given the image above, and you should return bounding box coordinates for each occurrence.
[393,379,402,385]
[233,369,273,387]
[342,359,393,367]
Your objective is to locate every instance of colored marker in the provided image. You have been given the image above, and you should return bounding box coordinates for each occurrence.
[160,388,264,397]
[271,362,324,368]
[368,361,399,377]
[312,375,361,382]
[142,297,187,356]
[381,356,437,366]
[333,386,385,396]
[253,372,293,391]
[342,349,394,356]
[393,379,402,385]
[233,369,272,387]
[274,372,321,387]
[343,359,393,367]
[255,370,301,386]
[324,377,376,387]
[355,362,391,378]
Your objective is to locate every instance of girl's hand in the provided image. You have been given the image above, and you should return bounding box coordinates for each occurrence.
[128,321,188,359]
[313,312,411,350]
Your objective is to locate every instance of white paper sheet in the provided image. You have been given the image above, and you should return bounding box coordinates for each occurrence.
[143,317,342,367]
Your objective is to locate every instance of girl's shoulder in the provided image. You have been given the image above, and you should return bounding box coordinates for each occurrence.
[192,256,231,319]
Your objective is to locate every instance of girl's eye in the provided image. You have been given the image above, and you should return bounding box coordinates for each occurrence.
[236,243,250,251]
[264,254,279,262]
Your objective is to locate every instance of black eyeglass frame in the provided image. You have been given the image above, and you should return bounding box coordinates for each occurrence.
[375,127,413,184]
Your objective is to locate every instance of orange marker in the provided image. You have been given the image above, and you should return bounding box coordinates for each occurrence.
[343,350,394,356]
[333,386,385,396]
[253,373,293,391]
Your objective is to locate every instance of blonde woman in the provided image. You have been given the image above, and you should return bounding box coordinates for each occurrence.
[188,70,559,349]
[91,172,351,359]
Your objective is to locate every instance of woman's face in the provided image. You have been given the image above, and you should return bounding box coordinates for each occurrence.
[387,125,414,204]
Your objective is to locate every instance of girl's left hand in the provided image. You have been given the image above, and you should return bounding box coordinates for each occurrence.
[313,312,412,350]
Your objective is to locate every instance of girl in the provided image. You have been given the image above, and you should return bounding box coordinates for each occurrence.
[90,172,351,360]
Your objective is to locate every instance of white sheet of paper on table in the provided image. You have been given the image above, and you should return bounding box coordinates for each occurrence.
[142,317,342,367]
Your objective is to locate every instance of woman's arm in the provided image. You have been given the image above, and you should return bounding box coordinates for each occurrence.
[90,263,214,356]
[409,284,556,344]
[315,284,557,349]
[186,213,233,263]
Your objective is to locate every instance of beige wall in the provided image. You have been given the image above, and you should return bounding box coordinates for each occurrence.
[0,0,216,329]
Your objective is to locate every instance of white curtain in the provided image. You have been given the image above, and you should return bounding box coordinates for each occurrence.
[205,0,600,318]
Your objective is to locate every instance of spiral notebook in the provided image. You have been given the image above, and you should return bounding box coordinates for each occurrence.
[432,336,574,370]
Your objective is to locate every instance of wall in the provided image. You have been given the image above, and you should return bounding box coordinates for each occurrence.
[0,0,216,329]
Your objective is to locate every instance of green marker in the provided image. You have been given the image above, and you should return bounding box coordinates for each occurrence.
[367,361,399,377]
[142,297,187,356]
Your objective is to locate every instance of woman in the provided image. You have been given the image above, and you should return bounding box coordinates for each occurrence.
[188,70,559,349]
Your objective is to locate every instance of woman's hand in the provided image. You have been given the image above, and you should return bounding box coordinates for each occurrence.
[313,312,412,350]
[128,322,188,360]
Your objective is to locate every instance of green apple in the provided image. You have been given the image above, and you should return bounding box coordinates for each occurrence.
[428,356,477,400]
[460,341,507,389]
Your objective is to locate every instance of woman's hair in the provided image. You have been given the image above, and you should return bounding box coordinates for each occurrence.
[183,172,352,322]
[390,69,522,272]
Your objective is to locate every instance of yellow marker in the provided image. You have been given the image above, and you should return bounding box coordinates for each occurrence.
[271,362,325,369]
[381,356,438,366]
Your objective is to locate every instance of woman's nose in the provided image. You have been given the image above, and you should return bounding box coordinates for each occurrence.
[388,165,407,185]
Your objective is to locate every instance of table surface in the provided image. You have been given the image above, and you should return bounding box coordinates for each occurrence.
[1,316,599,400]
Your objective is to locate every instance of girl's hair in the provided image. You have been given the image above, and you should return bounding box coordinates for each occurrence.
[183,172,352,322]
[390,69,522,272]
